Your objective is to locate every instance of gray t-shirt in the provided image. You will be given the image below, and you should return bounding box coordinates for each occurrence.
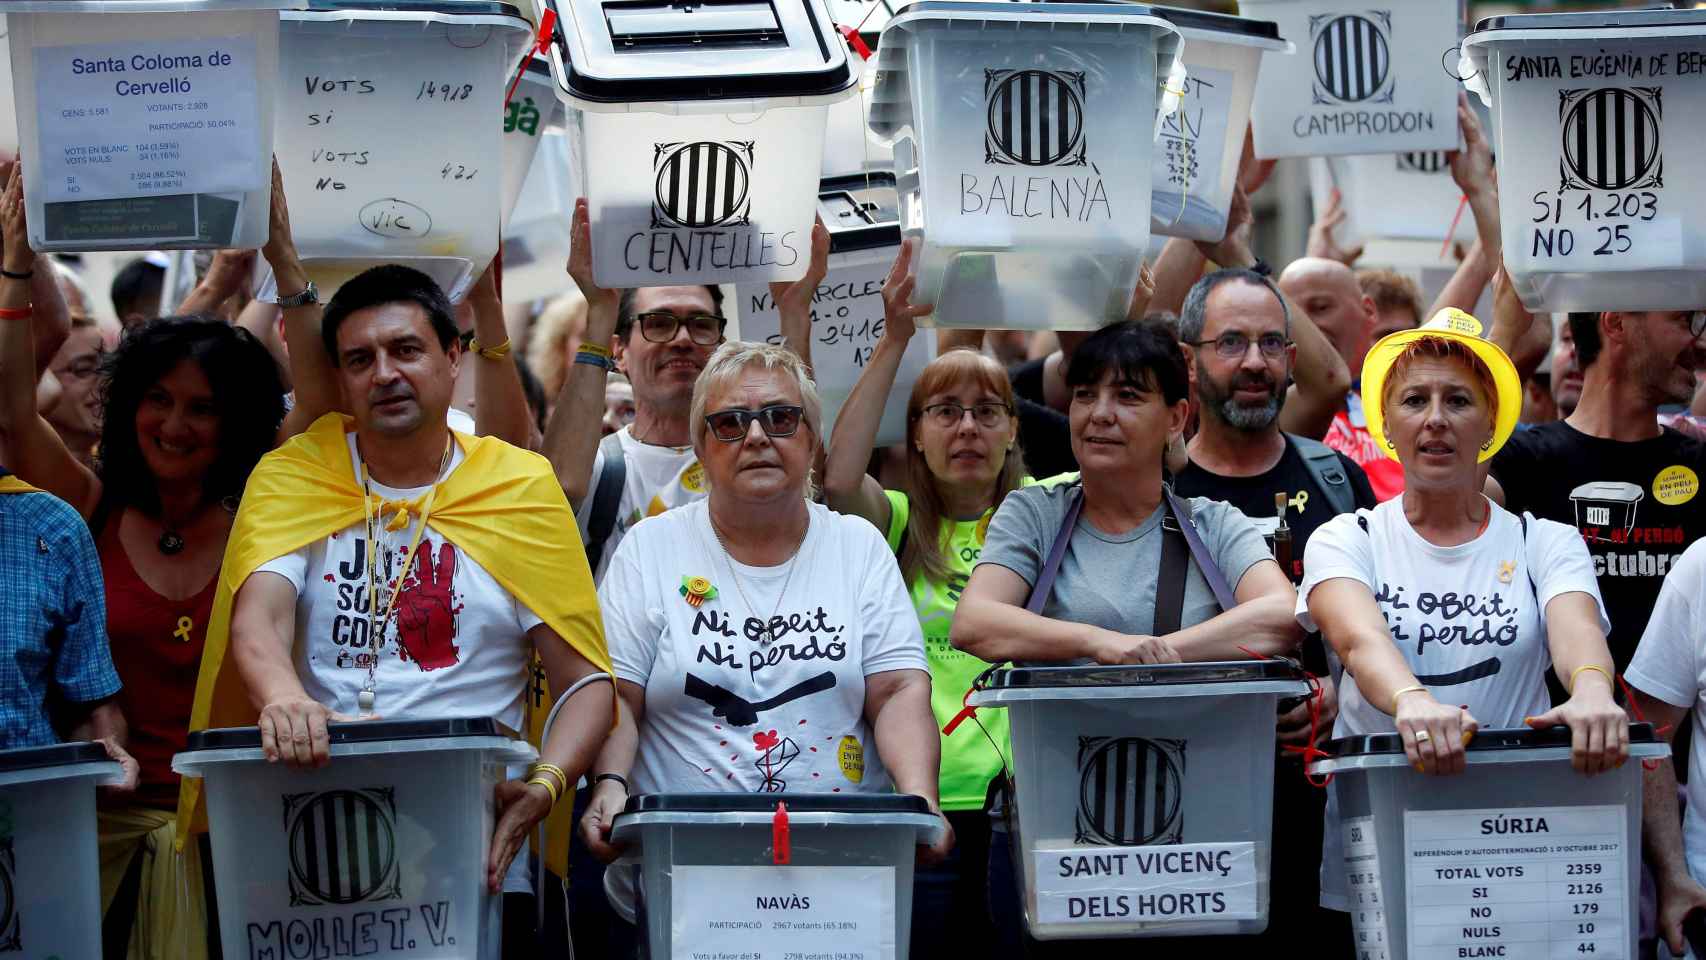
[977,483,1273,662]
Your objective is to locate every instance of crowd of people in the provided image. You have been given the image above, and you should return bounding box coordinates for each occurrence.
[5,70,1706,960]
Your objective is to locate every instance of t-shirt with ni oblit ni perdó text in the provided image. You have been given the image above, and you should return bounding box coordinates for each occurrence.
[1296,496,1607,910]
[599,498,928,796]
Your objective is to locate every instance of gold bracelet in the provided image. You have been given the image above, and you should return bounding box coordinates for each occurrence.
[531,762,569,793]
[526,776,561,807]
[1391,685,1429,713]
[468,336,512,361]
[1569,664,1614,694]
[577,341,613,360]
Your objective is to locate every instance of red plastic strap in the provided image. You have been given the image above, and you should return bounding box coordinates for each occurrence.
[1618,674,1672,771]
[505,8,559,107]
[1239,645,1334,788]
[941,684,978,737]
[1440,193,1468,260]
[838,23,873,61]
[772,802,791,865]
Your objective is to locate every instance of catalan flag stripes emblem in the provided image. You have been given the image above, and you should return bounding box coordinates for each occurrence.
[984,69,1087,167]
[1397,152,1448,174]
[1075,736,1185,846]
[1560,87,1662,192]
[652,141,754,229]
[1311,12,1392,104]
[284,788,401,907]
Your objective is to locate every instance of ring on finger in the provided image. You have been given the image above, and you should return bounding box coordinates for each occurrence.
[1414,730,1433,743]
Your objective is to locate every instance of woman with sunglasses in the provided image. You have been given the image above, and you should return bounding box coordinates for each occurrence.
[579,341,951,952]
[821,238,1027,958]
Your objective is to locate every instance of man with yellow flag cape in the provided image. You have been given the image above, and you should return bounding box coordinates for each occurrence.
[177,266,619,955]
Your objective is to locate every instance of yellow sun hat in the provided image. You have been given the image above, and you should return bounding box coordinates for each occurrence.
[1360,307,1522,463]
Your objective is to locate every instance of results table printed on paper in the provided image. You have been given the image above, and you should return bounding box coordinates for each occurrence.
[1405,806,1628,960]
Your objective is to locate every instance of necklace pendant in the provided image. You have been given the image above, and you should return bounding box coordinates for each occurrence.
[758,627,773,646]
[157,531,185,555]
[357,689,376,715]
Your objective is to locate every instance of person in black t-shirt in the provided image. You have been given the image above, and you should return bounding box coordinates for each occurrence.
[1168,268,1376,955]
[1490,309,1706,674]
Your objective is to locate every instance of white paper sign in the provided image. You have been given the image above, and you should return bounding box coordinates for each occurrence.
[34,36,262,203]
[1031,842,1259,925]
[1151,65,1235,237]
[671,864,895,960]
[1345,816,1391,960]
[1405,805,1629,960]
[736,253,934,448]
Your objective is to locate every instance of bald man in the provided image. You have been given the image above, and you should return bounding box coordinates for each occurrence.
[1279,257,1402,500]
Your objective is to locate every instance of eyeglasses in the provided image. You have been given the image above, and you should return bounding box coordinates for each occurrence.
[920,401,1012,429]
[1191,332,1291,360]
[704,404,805,442]
[637,311,724,346]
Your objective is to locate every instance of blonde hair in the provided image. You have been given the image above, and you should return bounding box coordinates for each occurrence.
[901,348,1026,585]
[524,290,588,398]
[690,341,824,451]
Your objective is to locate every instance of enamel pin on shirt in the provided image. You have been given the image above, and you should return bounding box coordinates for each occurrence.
[681,576,718,608]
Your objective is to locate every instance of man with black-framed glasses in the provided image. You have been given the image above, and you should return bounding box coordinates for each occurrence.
[1168,268,1376,958]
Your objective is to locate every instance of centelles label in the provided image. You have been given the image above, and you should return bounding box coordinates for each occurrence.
[624,139,802,276]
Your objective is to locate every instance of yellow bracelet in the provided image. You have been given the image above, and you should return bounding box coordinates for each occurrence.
[468,336,512,361]
[1569,664,1614,694]
[526,776,561,807]
[1391,685,1429,713]
[531,762,569,793]
[577,341,613,360]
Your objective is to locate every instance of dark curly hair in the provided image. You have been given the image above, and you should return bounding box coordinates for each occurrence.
[95,316,286,517]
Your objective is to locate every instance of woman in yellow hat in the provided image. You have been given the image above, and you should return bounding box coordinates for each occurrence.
[1297,309,1629,912]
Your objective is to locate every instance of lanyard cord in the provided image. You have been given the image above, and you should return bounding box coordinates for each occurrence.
[358,437,453,702]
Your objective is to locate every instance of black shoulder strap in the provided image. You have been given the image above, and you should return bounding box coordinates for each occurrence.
[1154,506,1190,635]
[583,432,628,570]
[1162,489,1239,611]
[1290,434,1356,516]
[1023,485,1085,614]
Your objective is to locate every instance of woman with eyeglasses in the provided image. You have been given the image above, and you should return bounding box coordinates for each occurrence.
[820,238,1027,958]
[579,340,952,954]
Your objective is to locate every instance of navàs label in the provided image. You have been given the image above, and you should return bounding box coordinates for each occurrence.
[1030,841,1260,924]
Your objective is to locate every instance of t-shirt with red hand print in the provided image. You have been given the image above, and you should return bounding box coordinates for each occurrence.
[253,435,545,733]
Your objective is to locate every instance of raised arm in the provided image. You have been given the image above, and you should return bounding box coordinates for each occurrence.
[0,168,100,515]
[177,249,255,319]
[823,239,930,530]
[541,199,618,505]
[465,253,534,449]
[1307,577,1479,775]
[769,221,829,375]
[268,161,339,444]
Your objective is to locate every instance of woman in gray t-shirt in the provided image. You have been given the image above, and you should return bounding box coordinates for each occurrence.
[953,320,1301,665]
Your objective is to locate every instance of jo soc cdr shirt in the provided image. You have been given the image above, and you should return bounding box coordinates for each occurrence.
[1490,421,1706,670]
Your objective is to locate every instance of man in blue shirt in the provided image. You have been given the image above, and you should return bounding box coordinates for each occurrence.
[0,468,134,781]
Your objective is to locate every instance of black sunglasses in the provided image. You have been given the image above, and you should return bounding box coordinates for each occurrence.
[704,404,805,442]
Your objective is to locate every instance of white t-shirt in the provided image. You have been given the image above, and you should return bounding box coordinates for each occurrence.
[575,426,706,582]
[599,498,928,796]
[1296,496,1607,909]
[1625,537,1706,887]
[254,435,544,733]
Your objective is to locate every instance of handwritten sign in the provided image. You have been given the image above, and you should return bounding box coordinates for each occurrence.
[34,36,263,205]
[1151,65,1234,238]
[1345,816,1391,960]
[736,250,933,448]
[273,18,511,285]
[1030,842,1258,925]
[1405,805,1629,960]
[671,864,895,960]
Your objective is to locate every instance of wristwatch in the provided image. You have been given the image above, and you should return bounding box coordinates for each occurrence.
[276,279,320,309]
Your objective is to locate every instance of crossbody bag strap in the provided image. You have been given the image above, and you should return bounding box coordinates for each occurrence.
[1024,485,1085,614]
[1154,501,1190,635]
[1161,488,1239,612]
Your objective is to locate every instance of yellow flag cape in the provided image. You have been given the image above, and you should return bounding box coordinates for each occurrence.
[176,414,611,875]
[0,475,42,494]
